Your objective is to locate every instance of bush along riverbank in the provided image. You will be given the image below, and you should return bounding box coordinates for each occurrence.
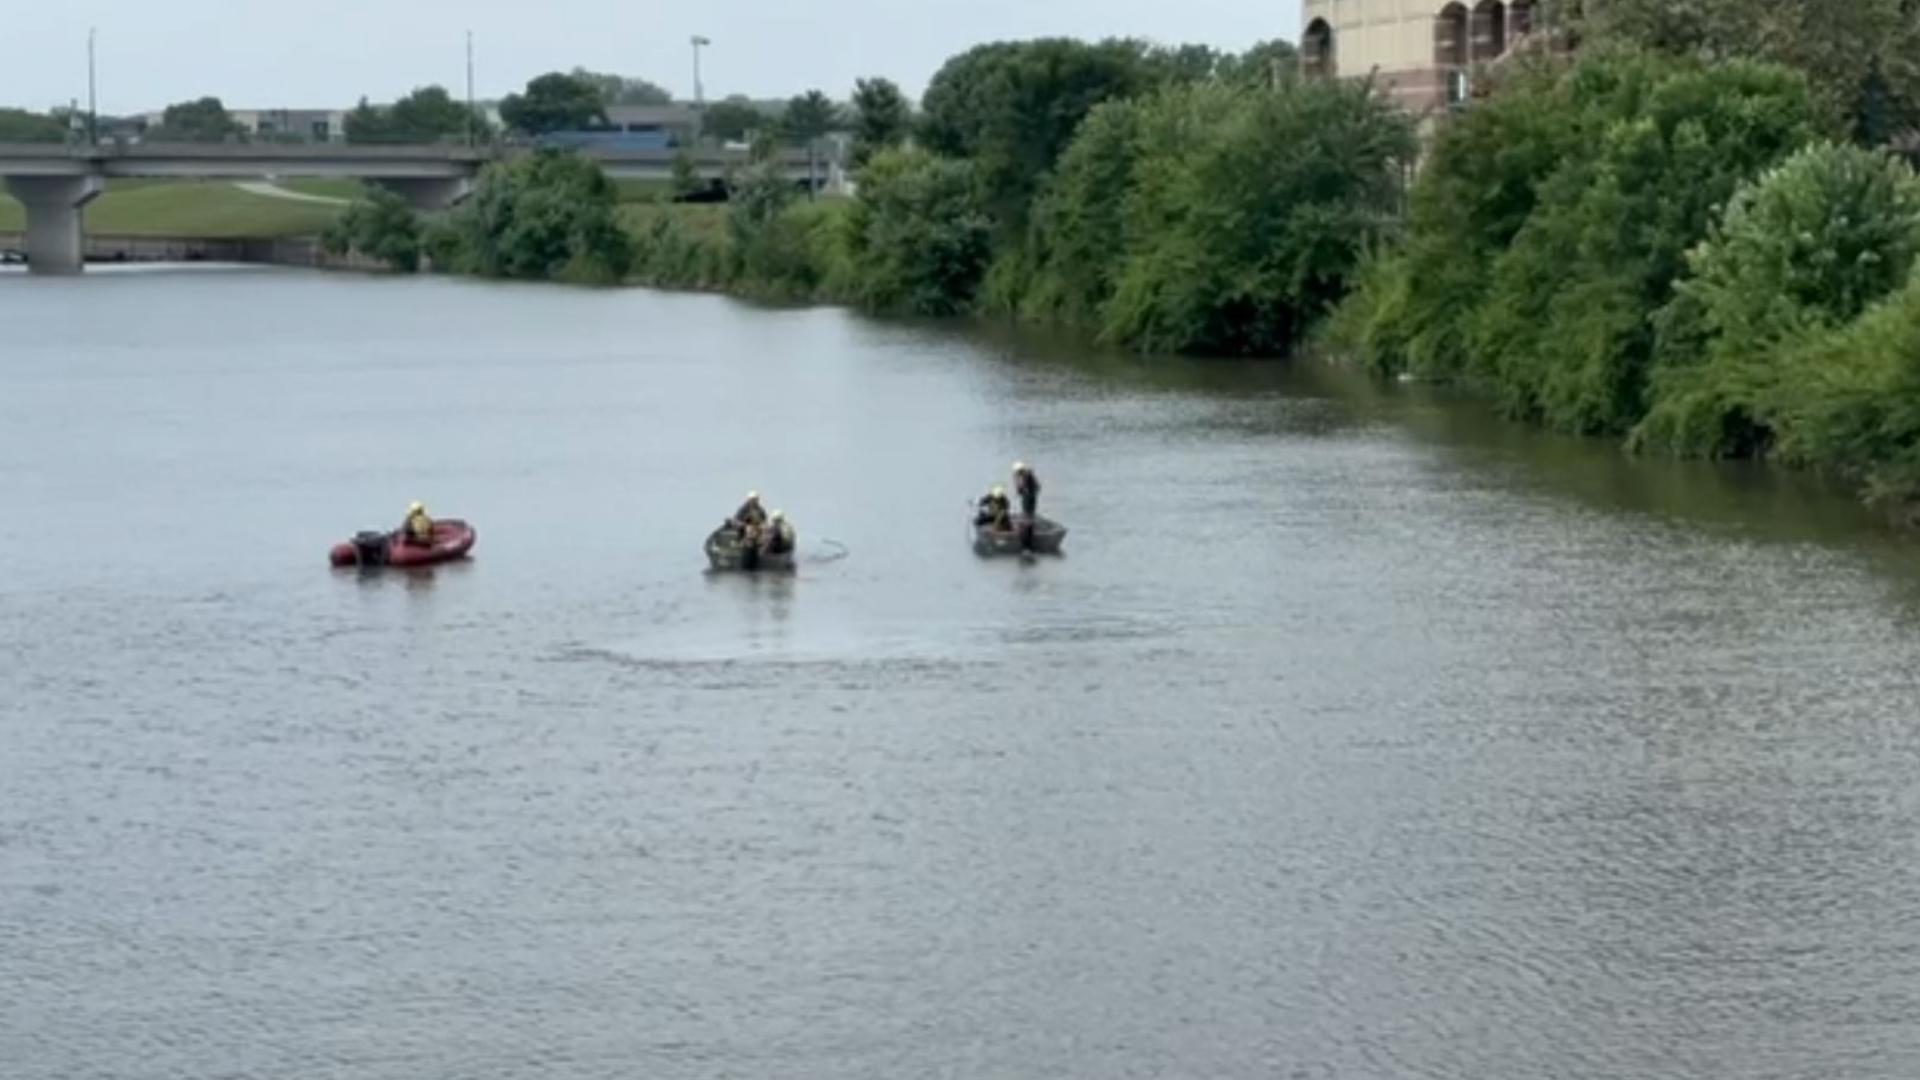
[1330,46,1920,518]
[326,37,1413,354]
[323,32,1920,521]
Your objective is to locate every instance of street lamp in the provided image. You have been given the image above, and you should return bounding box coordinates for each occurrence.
[691,35,711,108]
[87,27,98,145]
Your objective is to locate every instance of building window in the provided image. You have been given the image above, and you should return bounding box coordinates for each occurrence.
[312,120,330,141]
[1304,18,1335,78]
[1435,3,1470,69]
[1471,0,1509,62]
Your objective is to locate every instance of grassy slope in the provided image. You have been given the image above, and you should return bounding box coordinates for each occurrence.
[0,179,344,237]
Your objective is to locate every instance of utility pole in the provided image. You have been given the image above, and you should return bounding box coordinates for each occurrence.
[87,27,98,145]
[691,35,710,107]
[465,30,476,147]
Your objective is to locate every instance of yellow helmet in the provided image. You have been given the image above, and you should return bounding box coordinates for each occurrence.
[991,485,1006,497]
[1012,461,1028,473]
[408,501,424,514]
[770,509,786,521]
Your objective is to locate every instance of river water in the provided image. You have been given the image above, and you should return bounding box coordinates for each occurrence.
[6,267,1920,1080]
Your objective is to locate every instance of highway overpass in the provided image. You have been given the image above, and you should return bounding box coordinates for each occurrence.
[0,142,837,273]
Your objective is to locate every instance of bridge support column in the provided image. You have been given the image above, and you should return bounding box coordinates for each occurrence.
[369,177,474,211]
[5,175,104,275]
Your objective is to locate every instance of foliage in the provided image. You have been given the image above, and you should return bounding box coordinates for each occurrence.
[1009,77,1413,354]
[441,150,632,282]
[1763,274,1920,507]
[701,97,769,143]
[917,38,1165,229]
[148,97,243,142]
[570,68,672,106]
[1215,40,1302,88]
[0,108,65,143]
[850,77,911,167]
[321,186,424,271]
[1631,144,1920,456]
[1585,0,1920,143]
[782,90,840,144]
[345,86,487,144]
[842,147,993,315]
[1336,50,1828,434]
[670,148,702,199]
[500,72,607,135]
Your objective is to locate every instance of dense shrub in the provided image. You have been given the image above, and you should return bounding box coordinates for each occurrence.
[443,151,632,284]
[320,187,423,271]
[1633,144,1920,457]
[841,148,993,316]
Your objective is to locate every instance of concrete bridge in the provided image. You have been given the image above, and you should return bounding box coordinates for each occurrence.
[0,141,834,273]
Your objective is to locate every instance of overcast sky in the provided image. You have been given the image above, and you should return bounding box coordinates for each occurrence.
[5,0,1305,115]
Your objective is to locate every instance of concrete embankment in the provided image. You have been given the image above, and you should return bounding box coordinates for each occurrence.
[0,231,383,270]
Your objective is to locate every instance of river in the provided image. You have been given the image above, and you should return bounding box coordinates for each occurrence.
[7,266,1920,1080]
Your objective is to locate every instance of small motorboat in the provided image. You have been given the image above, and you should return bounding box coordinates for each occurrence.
[705,524,796,573]
[329,519,477,568]
[972,515,1067,557]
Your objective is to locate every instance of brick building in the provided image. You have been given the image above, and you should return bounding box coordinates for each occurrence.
[1300,0,1564,111]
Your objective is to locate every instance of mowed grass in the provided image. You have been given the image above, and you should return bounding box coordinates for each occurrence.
[0,179,345,237]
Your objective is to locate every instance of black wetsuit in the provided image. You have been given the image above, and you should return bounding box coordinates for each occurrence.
[1014,471,1041,518]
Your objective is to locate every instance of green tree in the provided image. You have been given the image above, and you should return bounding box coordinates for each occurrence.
[1586,0,1920,142]
[346,85,488,144]
[499,72,608,135]
[1083,79,1415,354]
[918,38,1165,229]
[321,186,425,271]
[444,150,633,282]
[1631,143,1920,457]
[0,108,66,143]
[701,96,767,142]
[148,97,243,142]
[842,147,993,315]
[1216,40,1302,88]
[1336,51,1829,435]
[782,90,840,144]
[670,147,702,199]
[570,68,673,106]
[849,77,911,168]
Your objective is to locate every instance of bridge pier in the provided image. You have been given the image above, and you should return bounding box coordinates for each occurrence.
[370,176,473,211]
[5,175,105,275]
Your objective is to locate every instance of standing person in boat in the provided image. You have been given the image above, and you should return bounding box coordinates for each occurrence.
[399,501,435,547]
[1012,462,1042,518]
[764,510,796,556]
[1012,462,1042,551]
[975,486,1012,530]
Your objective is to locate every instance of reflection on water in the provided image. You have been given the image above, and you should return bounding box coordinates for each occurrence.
[5,270,1920,1080]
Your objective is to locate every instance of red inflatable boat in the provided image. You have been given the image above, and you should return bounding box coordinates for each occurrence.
[329,519,477,568]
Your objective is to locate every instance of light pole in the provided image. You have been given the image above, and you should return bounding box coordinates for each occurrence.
[87,27,98,145]
[465,30,476,147]
[691,35,710,108]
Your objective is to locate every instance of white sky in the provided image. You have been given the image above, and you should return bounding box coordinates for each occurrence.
[3,0,1306,114]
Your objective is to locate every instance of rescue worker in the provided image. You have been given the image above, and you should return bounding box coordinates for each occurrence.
[975,486,1012,530]
[1012,462,1042,518]
[733,490,769,530]
[400,501,434,546]
[765,510,796,556]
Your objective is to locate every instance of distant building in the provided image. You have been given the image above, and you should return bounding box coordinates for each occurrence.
[1300,0,1563,112]
[139,107,347,142]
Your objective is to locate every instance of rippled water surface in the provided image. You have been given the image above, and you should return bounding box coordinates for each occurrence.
[7,267,1920,1079]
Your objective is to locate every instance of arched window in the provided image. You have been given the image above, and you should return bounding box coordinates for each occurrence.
[1471,0,1508,62]
[1304,18,1336,78]
[1509,0,1536,39]
[1435,3,1470,68]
